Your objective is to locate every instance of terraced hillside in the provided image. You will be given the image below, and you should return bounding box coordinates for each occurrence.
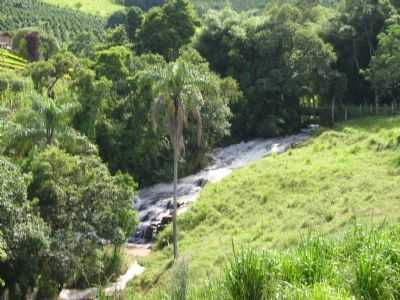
[0,49,27,71]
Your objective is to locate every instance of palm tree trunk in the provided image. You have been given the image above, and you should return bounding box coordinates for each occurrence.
[331,95,336,126]
[172,141,179,259]
[172,107,179,260]
[374,87,379,115]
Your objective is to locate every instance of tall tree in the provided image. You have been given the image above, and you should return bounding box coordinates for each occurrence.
[138,59,219,259]
[30,51,77,98]
[126,6,144,42]
[4,94,78,157]
[365,23,400,102]
[136,0,198,60]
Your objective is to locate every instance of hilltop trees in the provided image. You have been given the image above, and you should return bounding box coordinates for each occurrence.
[126,6,144,42]
[136,0,198,60]
[323,0,392,107]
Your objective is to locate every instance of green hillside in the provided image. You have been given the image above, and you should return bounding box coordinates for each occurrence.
[133,116,400,296]
[43,0,124,17]
[193,0,267,13]
[39,0,336,19]
[43,0,268,15]
[0,49,27,71]
[0,0,105,44]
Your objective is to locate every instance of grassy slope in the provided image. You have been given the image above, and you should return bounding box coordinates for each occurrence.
[133,116,400,295]
[42,0,124,16]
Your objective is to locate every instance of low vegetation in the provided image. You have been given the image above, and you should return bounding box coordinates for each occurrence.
[0,49,26,71]
[125,225,400,299]
[129,116,400,298]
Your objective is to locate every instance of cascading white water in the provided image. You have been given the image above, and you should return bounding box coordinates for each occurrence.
[132,127,315,243]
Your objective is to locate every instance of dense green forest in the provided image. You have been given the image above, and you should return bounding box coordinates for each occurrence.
[1,0,400,298]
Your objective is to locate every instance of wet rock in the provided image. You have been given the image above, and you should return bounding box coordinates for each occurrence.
[160,213,172,226]
[142,225,155,242]
[166,200,173,210]
[139,210,152,222]
[195,178,208,187]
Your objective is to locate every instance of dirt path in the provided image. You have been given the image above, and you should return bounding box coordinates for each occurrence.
[126,243,152,258]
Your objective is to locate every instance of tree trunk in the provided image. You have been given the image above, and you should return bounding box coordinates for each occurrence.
[172,104,179,260]
[353,38,360,71]
[374,87,379,115]
[331,96,336,126]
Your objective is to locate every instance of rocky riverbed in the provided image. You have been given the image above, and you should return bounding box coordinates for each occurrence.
[131,128,315,244]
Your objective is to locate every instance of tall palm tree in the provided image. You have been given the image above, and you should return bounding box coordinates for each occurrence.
[139,59,219,259]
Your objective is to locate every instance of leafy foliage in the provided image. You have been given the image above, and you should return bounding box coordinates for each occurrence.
[136,0,198,60]
[27,147,137,290]
[366,23,400,99]
[0,157,50,298]
[195,5,336,138]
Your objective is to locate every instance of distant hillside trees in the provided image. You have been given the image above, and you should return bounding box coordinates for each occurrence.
[366,23,400,103]
[194,5,336,138]
[136,0,198,60]
[115,0,165,10]
[0,0,105,45]
[12,28,59,61]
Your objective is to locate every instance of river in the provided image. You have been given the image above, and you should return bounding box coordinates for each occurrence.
[131,127,315,244]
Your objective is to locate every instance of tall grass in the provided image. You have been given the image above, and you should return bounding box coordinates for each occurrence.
[223,247,270,300]
[131,225,400,300]
[171,257,190,300]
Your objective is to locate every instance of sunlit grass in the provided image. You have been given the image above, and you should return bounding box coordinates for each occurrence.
[43,0,124,16]
[129,115,400,297]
